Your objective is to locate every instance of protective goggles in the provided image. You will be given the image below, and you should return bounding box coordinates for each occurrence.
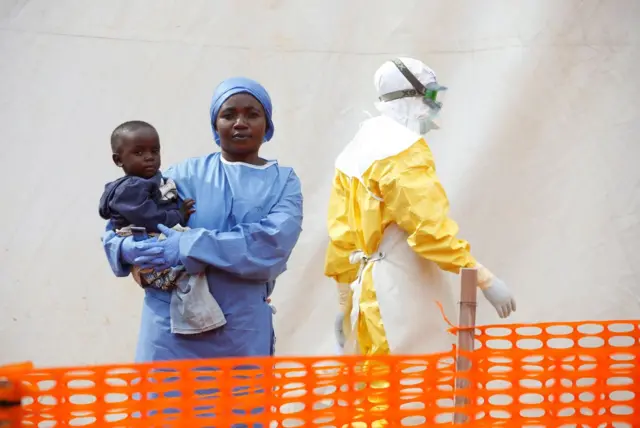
[378,59,447,111]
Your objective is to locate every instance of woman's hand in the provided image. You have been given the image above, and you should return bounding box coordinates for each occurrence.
[121,236,161,265]
[134,224,182,271]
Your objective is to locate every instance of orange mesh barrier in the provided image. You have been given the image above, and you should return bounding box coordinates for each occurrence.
[2,319,639,427]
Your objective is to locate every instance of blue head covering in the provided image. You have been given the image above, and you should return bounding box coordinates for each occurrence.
[209,77,275,146]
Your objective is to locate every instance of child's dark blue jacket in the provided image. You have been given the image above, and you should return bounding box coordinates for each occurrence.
[98,173,184,234]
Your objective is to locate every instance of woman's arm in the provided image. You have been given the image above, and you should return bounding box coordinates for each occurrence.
[178,169,303,282]
[101,223,131,277]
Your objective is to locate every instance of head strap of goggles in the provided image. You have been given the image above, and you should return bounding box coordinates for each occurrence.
[378,59,446,109]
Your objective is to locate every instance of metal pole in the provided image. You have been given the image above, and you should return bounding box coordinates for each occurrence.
[452,268,478,424]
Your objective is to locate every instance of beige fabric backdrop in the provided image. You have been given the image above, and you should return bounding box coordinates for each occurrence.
[0,0,639,366]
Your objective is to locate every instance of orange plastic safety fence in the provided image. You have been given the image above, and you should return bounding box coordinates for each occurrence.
[1,319,639,427]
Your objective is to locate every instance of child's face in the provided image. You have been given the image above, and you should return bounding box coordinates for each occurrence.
[112,129,161,179]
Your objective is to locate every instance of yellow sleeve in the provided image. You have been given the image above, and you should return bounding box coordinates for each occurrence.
[378,139,477,273]
[324,170,360,287]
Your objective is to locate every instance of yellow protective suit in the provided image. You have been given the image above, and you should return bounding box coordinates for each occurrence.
[325,114,486,357]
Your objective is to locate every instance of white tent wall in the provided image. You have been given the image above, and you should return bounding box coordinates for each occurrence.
[0,0,638,366]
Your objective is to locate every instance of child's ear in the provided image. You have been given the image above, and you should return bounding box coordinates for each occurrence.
[112,153,123,167]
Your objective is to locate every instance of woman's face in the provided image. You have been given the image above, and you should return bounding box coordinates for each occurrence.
[215,93,267,159]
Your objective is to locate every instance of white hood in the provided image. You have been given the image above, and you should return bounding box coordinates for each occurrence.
[373,57,442,134]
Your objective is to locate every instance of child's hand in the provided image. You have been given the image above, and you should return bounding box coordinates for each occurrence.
[181,199,196,222]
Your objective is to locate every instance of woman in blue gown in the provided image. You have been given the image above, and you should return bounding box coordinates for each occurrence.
[101,77,304,363]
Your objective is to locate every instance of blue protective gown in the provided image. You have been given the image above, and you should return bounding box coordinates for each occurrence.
[102,153,303,362]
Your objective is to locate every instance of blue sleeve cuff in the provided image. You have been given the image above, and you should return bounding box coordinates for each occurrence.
[178,228,207,275]
[101,227,132,277]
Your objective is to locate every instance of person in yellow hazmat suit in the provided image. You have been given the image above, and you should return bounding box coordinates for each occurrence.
[325,57,517,357]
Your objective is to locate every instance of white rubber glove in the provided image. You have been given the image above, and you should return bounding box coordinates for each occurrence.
[337,283,351,311]
[335,283,351,349]
[477,265,516,319]
[334,312,346,348]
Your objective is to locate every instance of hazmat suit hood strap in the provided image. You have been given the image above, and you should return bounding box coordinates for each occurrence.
[209,77,275,146]
[389,59,427,94]
[377,59,447,103]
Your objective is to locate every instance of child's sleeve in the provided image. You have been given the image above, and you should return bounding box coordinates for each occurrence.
[111,179,184,232]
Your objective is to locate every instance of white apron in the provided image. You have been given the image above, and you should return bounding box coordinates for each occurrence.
[346,224,459,355]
